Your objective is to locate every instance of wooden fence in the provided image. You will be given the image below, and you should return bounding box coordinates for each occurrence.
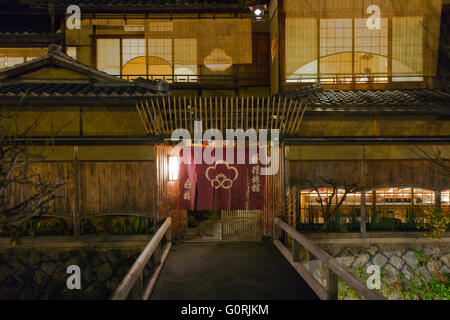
[273,217,385,300]
[111,217,172,300]
[8,160,158,237]
[221,210,262,241]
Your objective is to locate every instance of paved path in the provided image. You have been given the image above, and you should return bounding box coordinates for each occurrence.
[151,242,318,300]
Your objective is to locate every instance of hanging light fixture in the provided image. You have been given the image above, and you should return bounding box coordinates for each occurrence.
[247,1,268,22]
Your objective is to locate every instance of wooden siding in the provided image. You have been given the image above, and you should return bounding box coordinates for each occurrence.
[288,160,450,191]
[79,161,157,217]
[8,162,75,218]
[8,160,157,219]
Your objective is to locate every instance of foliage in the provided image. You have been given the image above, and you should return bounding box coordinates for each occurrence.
[304,177,360,231]
[1,217,73,242]
[0,216,155,238]
[416,207,449,240]
[82,216,155,235]
[0,108,72,231]
[338,249,449,300]
[401,273,450,300]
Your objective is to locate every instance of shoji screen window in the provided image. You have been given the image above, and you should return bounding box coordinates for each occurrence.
[319,19,353,84]
[96,39,120,76]
[122,39,147,80]
[354,18,388,83]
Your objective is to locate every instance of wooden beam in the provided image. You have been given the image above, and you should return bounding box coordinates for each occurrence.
[73,146,80,240]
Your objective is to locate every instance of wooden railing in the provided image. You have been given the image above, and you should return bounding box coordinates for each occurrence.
[273,217,385,300]
[110,217,172,300]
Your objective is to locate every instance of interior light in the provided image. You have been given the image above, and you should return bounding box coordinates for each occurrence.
[168,156,179,181]
[248,3,267,22]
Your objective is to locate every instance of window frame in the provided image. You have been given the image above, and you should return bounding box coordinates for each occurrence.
[285,16,427,88]
[95,35,201,81]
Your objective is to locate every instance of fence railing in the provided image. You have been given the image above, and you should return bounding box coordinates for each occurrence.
[110,217,172,300]
[273,217,385,300]
[120,74,236,83]
[119,73,269,85]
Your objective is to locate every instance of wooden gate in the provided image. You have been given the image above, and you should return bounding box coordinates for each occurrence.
[221,210,262,241]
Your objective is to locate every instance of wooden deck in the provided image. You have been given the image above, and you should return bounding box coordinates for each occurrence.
[150,242,319,300]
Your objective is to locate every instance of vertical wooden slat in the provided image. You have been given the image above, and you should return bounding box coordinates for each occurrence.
[136,102,151,135]
[250,96,254,130]
[287,101,300,135]
[199,96,203,130]
[215,97,219,131]
[209,97,213,131]
[230,96,234,131]
[189,97,193,133]
[235,97,239,129]
[172,97,178,130]
[275,96,282,130]
[148,99,159,135]
[256,96,260,132]
[279,98,288,131]
[194,96,198,126]
[184,96,188,131]
[293,103,307,135]
[225,97,229,130]
[283,99,293,135]
[240,97,245,130]
[73,146,80,239]
[157,97,168,135]
[165,96,173,133]
[270,96,276,131]
[327,270,338,300]
[245,96,250,131]
[220,97,223,133]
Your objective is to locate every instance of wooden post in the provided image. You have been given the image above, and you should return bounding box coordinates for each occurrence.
[273,220,280,241]
[73,146,80,240]
[327,269,338,300]
[360,191,366,234]
[436,190,442,209]
[360,146,367,234]
[153,242,162,265]
[131,272,143,300]
[292,239,309,262]
[166,226,172,243]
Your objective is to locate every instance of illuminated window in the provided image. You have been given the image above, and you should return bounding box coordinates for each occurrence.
[442,190,450,206]
[354,18,388,83]
[299,187,437,225]
[96,39,120,75]
[286,16,422,84]
[0,48,47,69]
[124,25,144,32]
[66,47,77,60]
[96,37,198,83]
[392,16,424,82]
[319,19,353,83]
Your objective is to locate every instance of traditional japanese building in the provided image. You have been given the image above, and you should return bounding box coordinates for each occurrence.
[1,0,449,240]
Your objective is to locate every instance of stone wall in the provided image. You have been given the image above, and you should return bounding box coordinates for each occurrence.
[302,240,450,300]
[0,238,154,300]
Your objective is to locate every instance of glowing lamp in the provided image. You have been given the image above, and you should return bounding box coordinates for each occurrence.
[248,3,267,22]
[168,156,179,181]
